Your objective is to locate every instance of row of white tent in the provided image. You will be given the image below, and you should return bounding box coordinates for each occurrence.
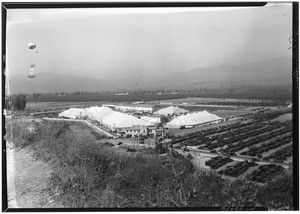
[59,106,154,128]
[59,106,222,129]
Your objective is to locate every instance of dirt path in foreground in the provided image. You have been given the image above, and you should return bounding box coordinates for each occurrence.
[6,142,62,208]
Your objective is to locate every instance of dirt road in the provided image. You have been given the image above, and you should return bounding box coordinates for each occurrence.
[6,142,62,208]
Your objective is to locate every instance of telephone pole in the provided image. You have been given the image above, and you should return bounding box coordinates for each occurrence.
[137,132,139,149]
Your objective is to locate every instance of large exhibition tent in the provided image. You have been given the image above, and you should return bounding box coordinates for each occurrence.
[58,108,93,119]
[86,106,115,121]
[166,111,222,128]
[154,106,189,116]
[59,106,152,128]
[102,111,152,128]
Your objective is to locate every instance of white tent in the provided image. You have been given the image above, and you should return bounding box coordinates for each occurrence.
[86,106,115,121]
[166,111,222,128]
[58,108,92,119]
[59,106,152,128]
[154,106,189,116]
[102,111,152,128]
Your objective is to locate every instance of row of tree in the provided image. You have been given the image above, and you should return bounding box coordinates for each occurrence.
[27,90,291,103]
[26,84,291,101]
[5,94,27,111]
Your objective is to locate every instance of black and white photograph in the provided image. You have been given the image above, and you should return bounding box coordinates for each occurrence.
[2,2,298,211]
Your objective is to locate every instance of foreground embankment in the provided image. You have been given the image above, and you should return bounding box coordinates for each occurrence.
[5,117,294,209]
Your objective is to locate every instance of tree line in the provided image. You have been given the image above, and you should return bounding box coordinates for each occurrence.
[5,94,27,111]
[27,88,291,103]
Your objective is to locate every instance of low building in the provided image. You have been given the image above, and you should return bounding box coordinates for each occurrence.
[118,125,149,137]
[114,104,154,113]
[102,104,116,110]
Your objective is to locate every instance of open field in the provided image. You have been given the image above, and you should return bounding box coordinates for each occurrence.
[25,101,106,111]
[271,113,292,122]
[179,105,235,112]
[158,97,272,104]
[212,109,254,118]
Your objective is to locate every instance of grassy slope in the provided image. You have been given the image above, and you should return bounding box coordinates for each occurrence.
[5,118,293,209]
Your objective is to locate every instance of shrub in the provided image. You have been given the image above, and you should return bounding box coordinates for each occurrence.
[155,143,167,154]
[256,172,293,210]
[187,153,193,160]
[6,94,27,111]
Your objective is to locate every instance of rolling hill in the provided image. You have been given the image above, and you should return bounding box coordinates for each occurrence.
[6,72,114,94]
[148,57,292,89]
[6,57,292,94]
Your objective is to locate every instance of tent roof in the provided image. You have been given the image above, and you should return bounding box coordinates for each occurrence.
[102,111,152,128]
[86,106,115,120]
[59,108,92,118]
[154,106,189,116]
[59,106,152,128]
[166,111,221,127]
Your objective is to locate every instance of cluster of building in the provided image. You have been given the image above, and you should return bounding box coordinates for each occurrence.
[59,106,161,138]
[58,103,223,138]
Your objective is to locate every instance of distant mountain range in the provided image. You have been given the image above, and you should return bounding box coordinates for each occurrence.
[7,73,113,94]
[7,57,292,94]
[146,57,292,89]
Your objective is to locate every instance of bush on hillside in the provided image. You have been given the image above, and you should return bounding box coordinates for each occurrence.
[256,172,293,210]
[155,143,167,154]
[187,153,193,160]
[5,94,27,111]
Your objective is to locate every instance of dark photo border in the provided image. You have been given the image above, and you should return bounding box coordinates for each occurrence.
[2,1,298,212]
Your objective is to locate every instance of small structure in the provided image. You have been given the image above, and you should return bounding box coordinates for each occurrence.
[121,125,148,137]
[140,116,161,125]
[114,105,153,113]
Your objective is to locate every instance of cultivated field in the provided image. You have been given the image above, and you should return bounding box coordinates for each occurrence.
[159,97,268,104]
[25,101,106,111]
[169,109,293,183]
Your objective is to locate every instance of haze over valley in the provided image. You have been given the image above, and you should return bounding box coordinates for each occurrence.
[8,56,292,94]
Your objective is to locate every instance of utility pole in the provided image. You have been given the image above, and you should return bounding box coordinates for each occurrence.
[162,127,168,151]
[137,132,139,149]
[154,127,157,146]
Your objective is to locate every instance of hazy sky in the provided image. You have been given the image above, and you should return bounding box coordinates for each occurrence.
[6,3,292,79]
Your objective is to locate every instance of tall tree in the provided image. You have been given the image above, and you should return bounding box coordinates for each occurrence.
[9,94,27,111]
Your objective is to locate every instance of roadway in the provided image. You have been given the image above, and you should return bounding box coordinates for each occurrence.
[30,110,64,115]
[43,117,115,138]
